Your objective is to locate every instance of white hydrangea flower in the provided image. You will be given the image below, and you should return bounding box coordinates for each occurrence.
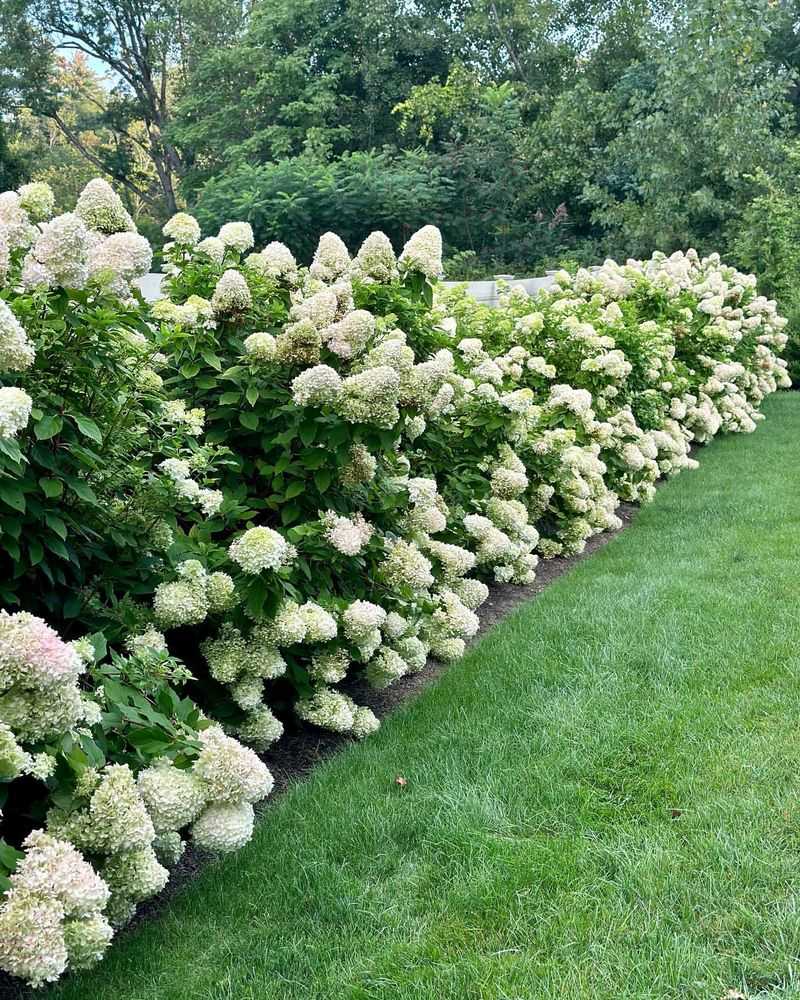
[0,231,9,283]
[162,212,201,246]
[0,386,33,439]
[137,759,207,833]
[192,801,255,852]
[18,181,55,221]
[380,539,434,595]
[0,830,112,987]
[0,610,84,692]
[244,331,277,362]
[424,539,476,580]
[290,288,338,329]
[84,765,156,854]
[237,704,284,749]
[207,571,236,611]
[217,221,255,252]
[75,179,134,233]
[299,602,338,643]
[309,648,350,684]
[0,191,36,249]
[87,232,153,292]
[152,830,185,868]
[211,269,252,314]
[245,241,298,284]
[310,232,351,282]
[32,212,90,288]
[195,236,226,263]
[427,635,465,661]
[0,720,30,779]
[336,365,401,428]
[125,627,168,655]
[323,309,375,359]
[193,725,274,804]
[342,600,387,642]
[322,510,373,555]
[366,647,409,688]
[152,572,209,628]
[228,525,294,574]
[291,364,343,406]
[62,911,115,970]
[101,846,168,916]
[398,225,443,279]
[352,231,398,282]
[394,635,429,673]
[296,686,356,733]
[351,705,380,739]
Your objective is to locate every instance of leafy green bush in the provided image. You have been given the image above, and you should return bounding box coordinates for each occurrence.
[193,149,454,262]
[731,153,800,383]
[0,185,227,632]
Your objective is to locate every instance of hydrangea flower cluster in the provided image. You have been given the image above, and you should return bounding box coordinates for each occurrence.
[153,560,236,628]
[146,221,787,765]
[42,725,274,933]
[0,385,33,439]
[0,830,113,987]
[228,526,296,574]
[75,179,135,234]
[0,612,95,744]
[158,456,224,517]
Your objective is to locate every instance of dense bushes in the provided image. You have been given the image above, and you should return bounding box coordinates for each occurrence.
[0,177,789,988]
[194,151,455,262]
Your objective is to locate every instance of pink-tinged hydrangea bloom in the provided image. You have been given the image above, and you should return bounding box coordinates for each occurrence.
[0,611,84,691]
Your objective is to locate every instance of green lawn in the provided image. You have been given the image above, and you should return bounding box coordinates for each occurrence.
[50,392,800,1000]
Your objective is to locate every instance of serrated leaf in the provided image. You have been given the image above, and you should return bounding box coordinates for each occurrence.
[34,414,63,440]
[39,477,64,498]
[0,483,26,512]
[314,469,332,493]
[45,513,68,539]
[70,414,103,444]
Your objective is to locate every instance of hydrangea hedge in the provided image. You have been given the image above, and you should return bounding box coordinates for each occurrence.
[0,179,790,987]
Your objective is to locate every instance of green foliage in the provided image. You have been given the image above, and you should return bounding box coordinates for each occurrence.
[171,0,457,192]
[582,0,790,256]
[0,273,220,635]
[731,149,800,383]
[194,150,454,262]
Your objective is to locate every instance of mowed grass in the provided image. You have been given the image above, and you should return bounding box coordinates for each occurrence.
[50,392,800,1000]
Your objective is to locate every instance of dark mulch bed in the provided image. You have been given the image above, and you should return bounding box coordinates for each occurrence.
[0,503,637,1000]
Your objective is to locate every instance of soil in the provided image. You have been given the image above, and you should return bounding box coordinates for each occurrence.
[0,503,638,1000]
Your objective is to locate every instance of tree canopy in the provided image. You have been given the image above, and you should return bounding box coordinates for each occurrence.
[1,0,798,280]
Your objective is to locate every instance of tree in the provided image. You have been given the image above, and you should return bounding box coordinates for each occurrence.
[0,121,27,191]
[171,0,461,193]
[0,0,246,216]
[10,53,155,216]
[581,0,792,256]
